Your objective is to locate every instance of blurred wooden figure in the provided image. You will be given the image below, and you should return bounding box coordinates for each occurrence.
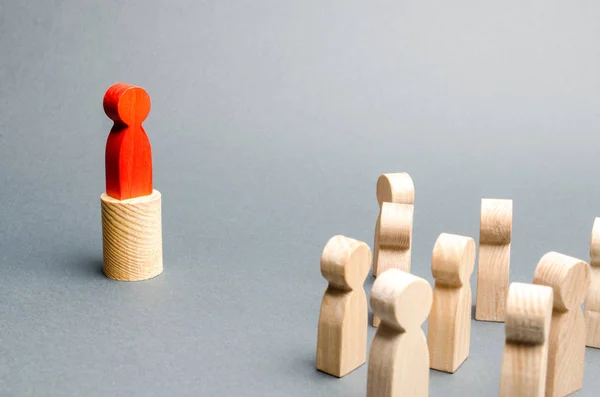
[500,282,554,397]
[367,269,433,397]
[585,217,600,348]
[475,198,513,322]
[316,235,371,377]
[427,233,476,373]
[533,252,590,397]
[372,173,414,327]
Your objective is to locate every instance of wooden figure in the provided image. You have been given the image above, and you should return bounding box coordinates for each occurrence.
[367,269,433,397]
[316,235,371,377]
[533,252,590,397]
[585,217,600,348]
[372,172,414,277]
[427,233,475,373]
[101,83,163,281]
[372,173,414,327]
[500,282,554,397]
[475,198,513,322]
[104,82,153,200]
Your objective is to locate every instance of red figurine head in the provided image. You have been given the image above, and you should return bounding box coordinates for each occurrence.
[104,83,153,200]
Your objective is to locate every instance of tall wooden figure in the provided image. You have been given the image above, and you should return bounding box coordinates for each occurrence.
[372,173,414,327]
[533,252,590,397]
[101,83,163,281]
[427,233,475,373]
[476,198,513,322]
[316,235,371,377]
[585,217,600,348]
[367,269,433,397]
[500,282,554,397]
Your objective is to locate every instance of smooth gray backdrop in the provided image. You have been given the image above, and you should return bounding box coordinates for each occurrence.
[1,0,599,396]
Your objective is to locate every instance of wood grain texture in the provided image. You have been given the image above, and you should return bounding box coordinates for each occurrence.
[372,202,414,327]
[533,252,590,397]
[316,235,371,377]
[500,282,554,397]
[373,173,414,277]
[427,233,475,373]
[104,83,153,200]
[367,269,432,397]
[475,198,513,322]
[101,190,163,281]
[585,217,600,348]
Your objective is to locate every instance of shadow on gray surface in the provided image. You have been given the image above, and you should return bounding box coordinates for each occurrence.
[430,367,454,379]
[295,353,341,381]
[62,253,104,279]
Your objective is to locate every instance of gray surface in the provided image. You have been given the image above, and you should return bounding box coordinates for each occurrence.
[1,0,600,395]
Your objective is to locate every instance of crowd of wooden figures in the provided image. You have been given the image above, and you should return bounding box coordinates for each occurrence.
[315,172,600,397]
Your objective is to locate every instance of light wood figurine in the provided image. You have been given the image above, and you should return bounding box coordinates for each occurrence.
[373,172,415,276]
[427,233,475,373]
[372,173,414,327]
[101,83,163,281]
[500,282,554,397]
[585,217,600,348]
[475,198,513,322]
[533,252,590,397]
[367,269,432,397]
[316,235,371,377]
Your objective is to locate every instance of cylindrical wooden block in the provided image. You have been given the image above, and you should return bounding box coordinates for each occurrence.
[101,189,163,281]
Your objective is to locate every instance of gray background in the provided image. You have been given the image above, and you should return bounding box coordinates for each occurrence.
[1,0,599,395]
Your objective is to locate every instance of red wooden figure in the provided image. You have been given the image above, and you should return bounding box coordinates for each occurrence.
[103,83,153,200]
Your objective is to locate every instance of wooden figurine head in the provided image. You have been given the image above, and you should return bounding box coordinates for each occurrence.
[479,199,513,245]
[320,235,371,292]
[376,173,414,207]
[591,217,600,268]
[533,252,590,313]
[104,83,151,127]
[431,233,476,288]
[371,269,433,332]
[505,282,553,345]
